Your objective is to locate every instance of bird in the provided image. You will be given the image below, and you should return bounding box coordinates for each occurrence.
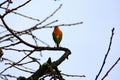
[52,26,63,47]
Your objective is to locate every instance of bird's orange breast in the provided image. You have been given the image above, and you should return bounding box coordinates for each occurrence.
[53,27,62,35]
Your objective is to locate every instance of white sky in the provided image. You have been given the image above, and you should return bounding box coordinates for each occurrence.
[0,0,120,80]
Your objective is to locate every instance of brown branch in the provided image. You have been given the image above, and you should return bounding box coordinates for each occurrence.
[95,28,115,80]
[1,18,37,48]
[12,65,34,74]
[2,0,31,17]
[37,21,83,29]
[0,20,56,45]
[2,41,21,48]
[38,4,62,26]
[0,32,13,42]
[0,2,83,80]
[4,62,34,74]
[27,32,49,46]
[1,46,69,75]
[17,4,62,34]
[1,16,72,77]
[23,52,41,66]
[101,57,120,80]
[0,3,82,47]
[1,16,81,51]
[0,50,35,74]
[18,59,40,66]
[1,74,17,79]
[3,47,32,52]
[27,47,71,80]
[62,73,86,77]
[3,57,36,72]
[0,7,40,21]
[13,11,40,21]
[55,22,83,27]
[0,0,7,7]
[6,0,12,13]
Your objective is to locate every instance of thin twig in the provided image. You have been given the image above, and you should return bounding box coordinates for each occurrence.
[0,50,35,74]
[23,52,41,66]
[12,65,34,74]
[6,0,11,13]
[2,41,20,47]
[95,28,115,80]
[2,0,31,17]
[39,20,58,29]
[3,57,36,72]
[0,7,40,21]
[1,18,37,48]
[56,22,83,27]
[1,74,17,79]
[62,73,85,77]
[13,11,40,21]
[47,22,83,28]
[20,4,62,33]
[38,21,83,29]
[38,4,62,26]
[101,57,120,80]
[3,47,32,52]
[0,0,7,7]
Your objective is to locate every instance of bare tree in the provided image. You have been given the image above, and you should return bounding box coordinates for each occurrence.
[0,0,84,80]
[0,0,119,80]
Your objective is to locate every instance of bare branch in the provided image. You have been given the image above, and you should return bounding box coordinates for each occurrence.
[0,50,35,74]
[44,21,83,28]
[62,73,85,77]
[95,28,115,80]
[27,47,71,80]
[2,47,32,52]
[12,65,34,74]
[1,74,17,79]
[13,11,40,21]
[101,57,120,80]
[2,0,31,17]
[5,0,12,13]
[3,57,36,72]
[18,4,62,33]
[0,7,40,21]
[0,1,84,80]
[1,18,37,48]
[39,4,62,25]
[2,41,21,48]
[0,0,8,7]
[27,31,49,46]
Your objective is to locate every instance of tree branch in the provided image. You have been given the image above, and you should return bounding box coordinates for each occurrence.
[0,0,8,7]
[95,28,115,80]
[62,73,85,77]
[2,0,31,17]
[27,47,71,80]
[1,18,37,48]
[101,57,120,80]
